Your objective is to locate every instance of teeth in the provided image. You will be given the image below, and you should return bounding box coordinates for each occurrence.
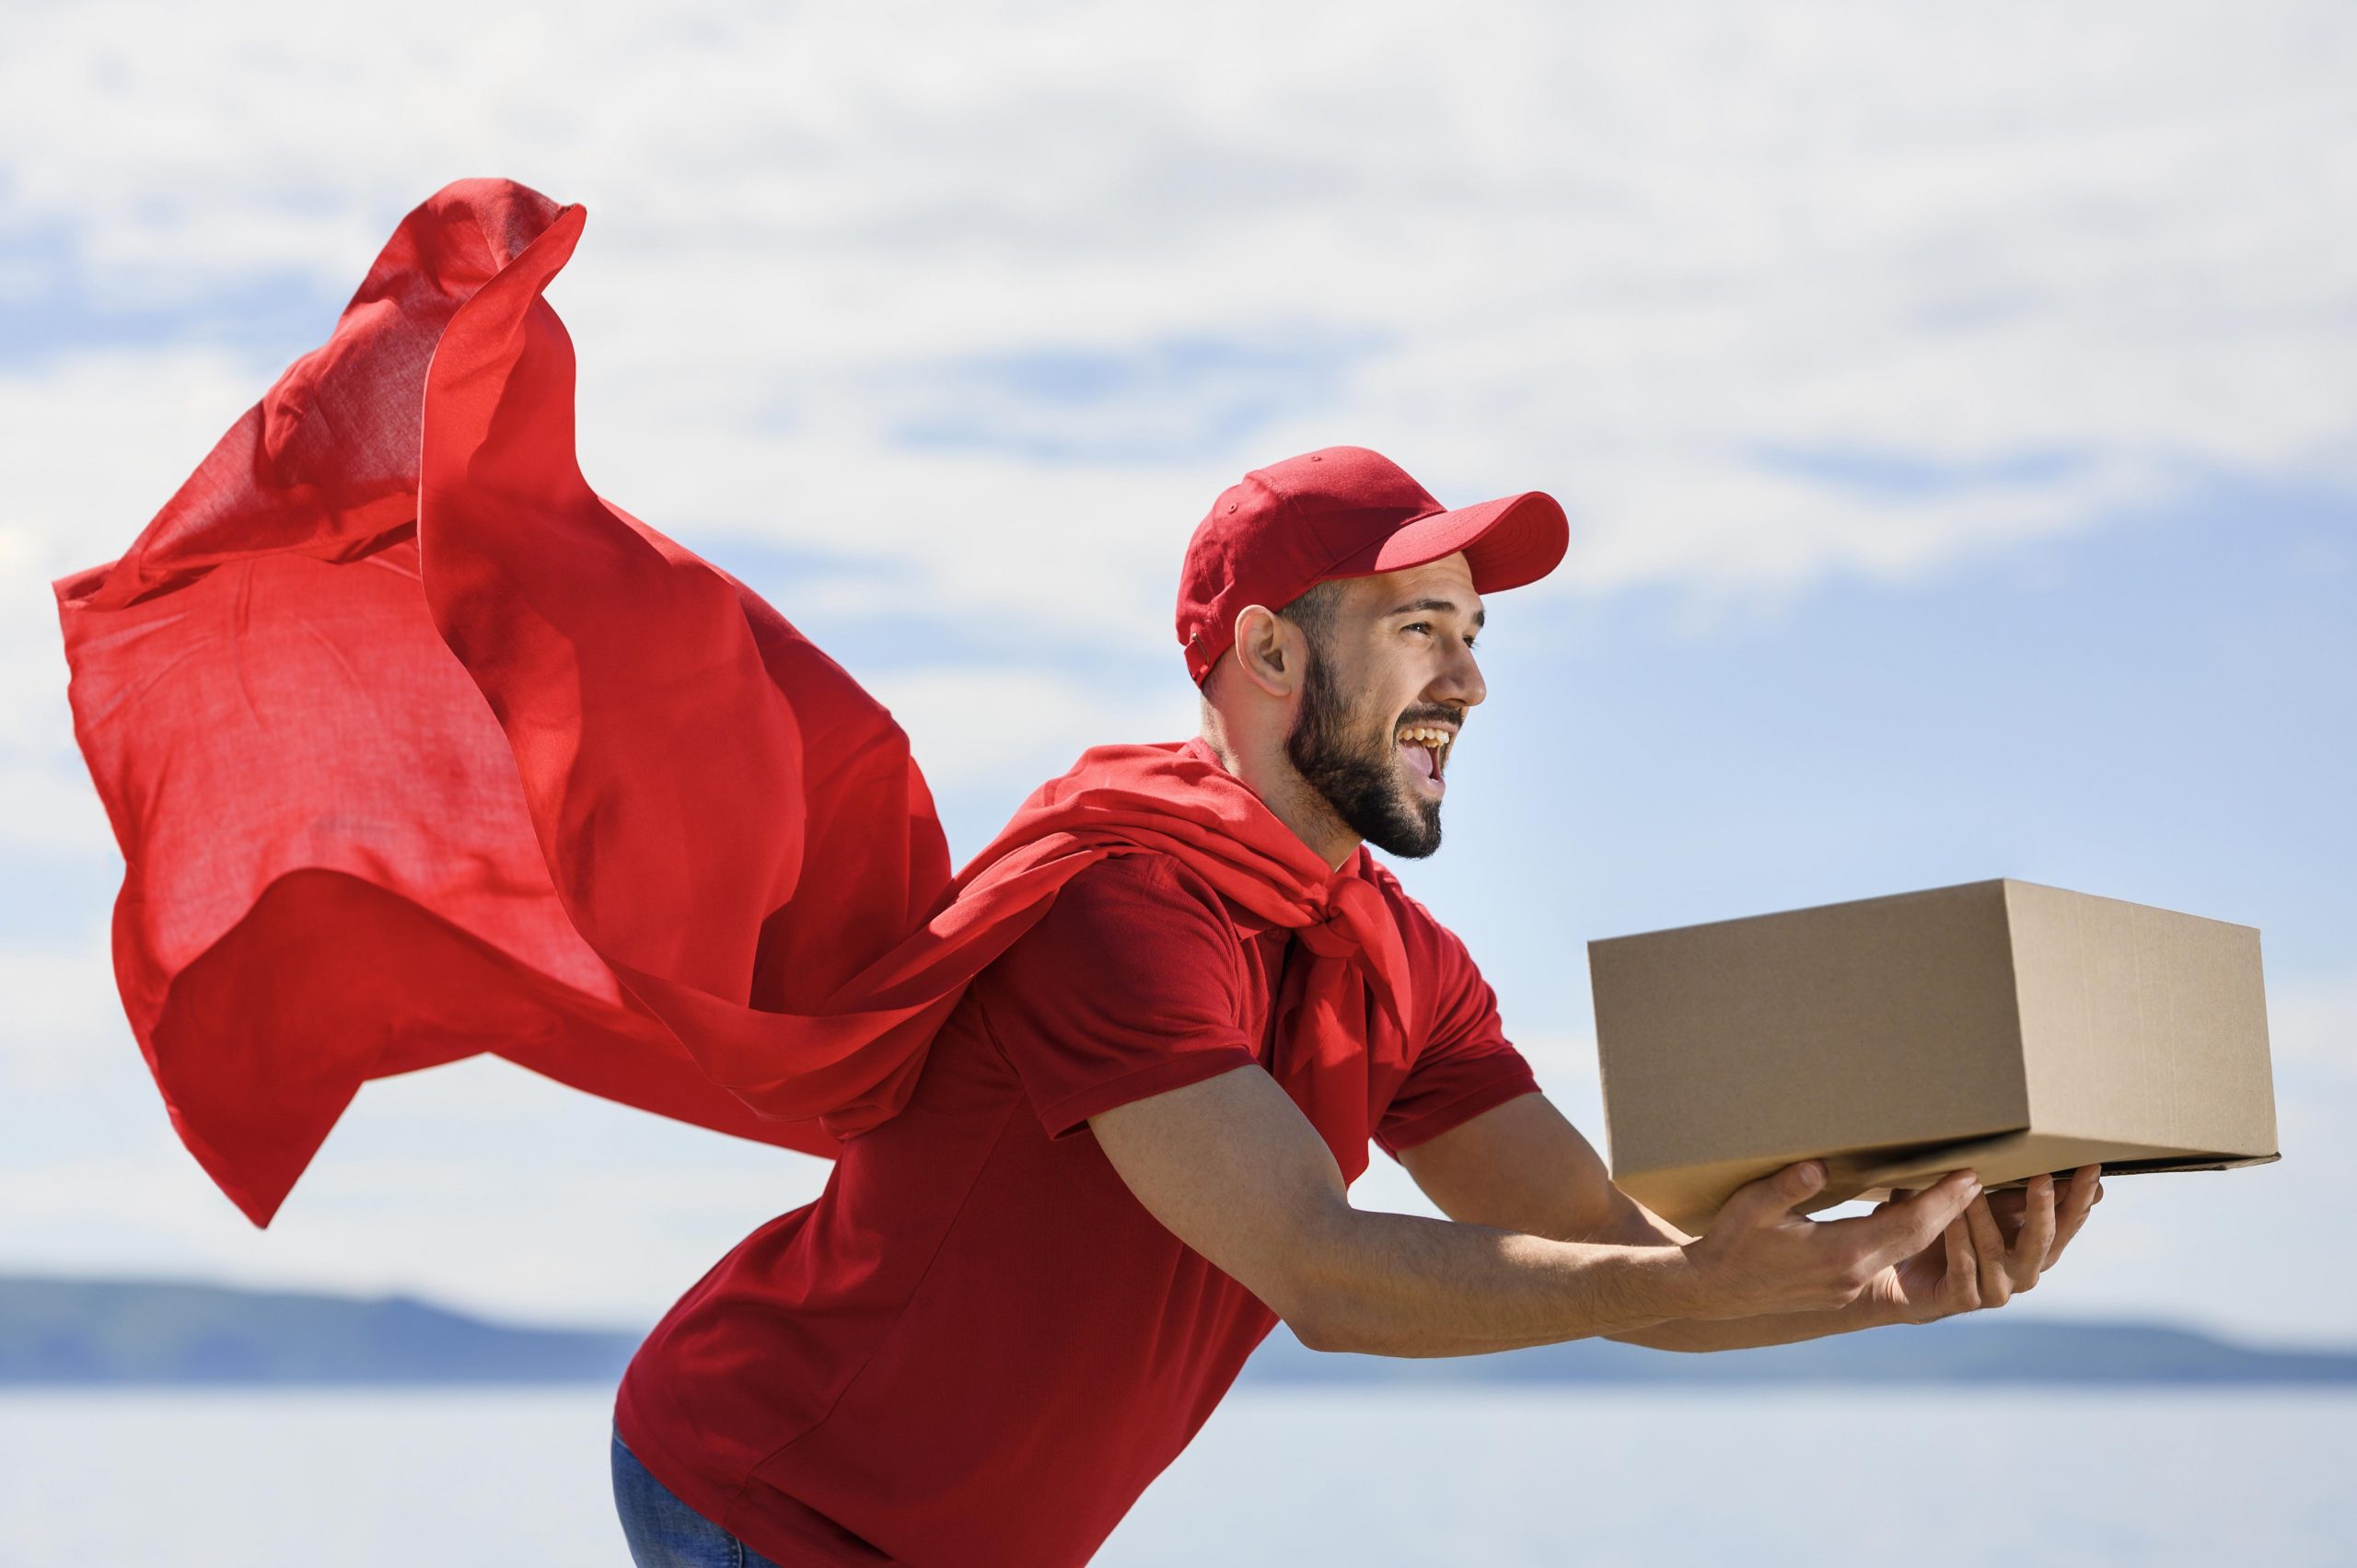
[1398,725,1456,776]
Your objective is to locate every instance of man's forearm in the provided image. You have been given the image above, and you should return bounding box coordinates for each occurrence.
[1604,1293,1903,1353]
[1291,1201,1919,1359]
[1289,1206,1703,1357]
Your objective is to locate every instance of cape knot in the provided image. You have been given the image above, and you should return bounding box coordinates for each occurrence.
[1293,915,1359,959]
[1294,877,1386,957]
[1287,877,1409,1032]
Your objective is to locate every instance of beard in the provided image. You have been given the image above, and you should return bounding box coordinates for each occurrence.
[1284,645,1444,860]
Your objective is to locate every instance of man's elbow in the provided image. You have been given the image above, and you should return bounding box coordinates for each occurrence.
[1282,1296,1357,1355]
[1257,1227,1376,1355]
[1276,1274,1436,1358]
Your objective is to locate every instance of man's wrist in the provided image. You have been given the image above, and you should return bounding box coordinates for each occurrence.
[1848,1281,1918,1330]
[1644,1239,1724,1324]
[1637,1244,1907,1331]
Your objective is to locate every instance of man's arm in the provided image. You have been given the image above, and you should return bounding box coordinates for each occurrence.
[1399,1092,2102,1351]
[1086,1064,1980,1358]
[1399,1092,1887,1350]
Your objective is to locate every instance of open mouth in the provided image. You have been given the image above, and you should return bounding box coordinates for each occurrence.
[1396,723,1455,795]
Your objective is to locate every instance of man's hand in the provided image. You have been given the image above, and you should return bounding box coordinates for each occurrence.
[1678,1161,1983,1319]
[1867,1164,2105,1325]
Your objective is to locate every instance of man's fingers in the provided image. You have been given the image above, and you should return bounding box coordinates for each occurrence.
[1963,1194,2012,1306]
[1943,1215,1978,1315]
[2045,1165,2103,1271]
[2013,1175,2057,1289]
[1824,1169,1980,1269]
[1724,1160,1827,1226]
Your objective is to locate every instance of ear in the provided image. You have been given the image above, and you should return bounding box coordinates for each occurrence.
[1229,605,1306,699]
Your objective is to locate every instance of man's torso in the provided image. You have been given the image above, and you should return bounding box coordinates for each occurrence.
[615,848,1534,1567]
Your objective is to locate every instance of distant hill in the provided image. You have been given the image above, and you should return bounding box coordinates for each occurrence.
[1240,1320,2357,1387]
[5,1274,2353,1387]
[0,1276,637,1386]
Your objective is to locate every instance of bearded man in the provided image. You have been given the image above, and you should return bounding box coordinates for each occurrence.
[605,447,2103,1568]
[53,185,2101,1568]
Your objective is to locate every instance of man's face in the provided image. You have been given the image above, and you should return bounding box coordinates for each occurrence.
[1283,553,1487,860]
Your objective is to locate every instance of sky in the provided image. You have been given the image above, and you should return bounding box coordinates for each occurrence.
[2,1,2352,1348]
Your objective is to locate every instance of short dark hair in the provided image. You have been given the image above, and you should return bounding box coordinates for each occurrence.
[1274,577,1346,655]
[1198,578,1345,692]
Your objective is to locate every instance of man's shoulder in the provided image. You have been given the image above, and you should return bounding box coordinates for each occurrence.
[1055,847,1229,913]
[993,849,1245,973]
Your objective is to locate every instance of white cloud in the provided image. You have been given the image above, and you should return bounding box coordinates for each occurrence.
[0,935,124,1093]
[6,2,2354,622]
[865,664,1200,784]
[8,1,2353,812]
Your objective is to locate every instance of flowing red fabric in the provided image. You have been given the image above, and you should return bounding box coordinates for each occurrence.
[54,179,1416,1226]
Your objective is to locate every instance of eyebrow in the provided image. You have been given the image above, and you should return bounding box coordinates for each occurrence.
[1385,597,1486,629]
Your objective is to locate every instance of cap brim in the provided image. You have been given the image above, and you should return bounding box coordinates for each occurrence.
[1333,490,1568,593]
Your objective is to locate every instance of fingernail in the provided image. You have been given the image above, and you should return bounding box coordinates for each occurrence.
[1797,1161,1824,1190]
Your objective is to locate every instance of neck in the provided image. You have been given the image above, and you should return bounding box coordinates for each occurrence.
[1196,724,1361,874]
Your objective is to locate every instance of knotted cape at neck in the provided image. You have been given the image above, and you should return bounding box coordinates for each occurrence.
[52,179,1416,1227]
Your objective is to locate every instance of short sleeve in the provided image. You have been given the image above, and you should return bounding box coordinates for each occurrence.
[1374,919,1540,1157]
[973,853,1261,1139]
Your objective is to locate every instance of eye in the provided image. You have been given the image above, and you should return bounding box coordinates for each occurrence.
[1403,621,1477,651]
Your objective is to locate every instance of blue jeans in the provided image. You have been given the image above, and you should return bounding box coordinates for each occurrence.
[612,1428,790,1567]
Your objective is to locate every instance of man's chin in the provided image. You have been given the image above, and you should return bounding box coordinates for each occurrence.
[1362,779,1443,859]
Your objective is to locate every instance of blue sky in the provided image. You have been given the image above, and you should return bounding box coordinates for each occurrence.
[2,1,2351,1348]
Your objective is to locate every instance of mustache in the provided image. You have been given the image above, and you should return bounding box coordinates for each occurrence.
[1393,704,1466,731]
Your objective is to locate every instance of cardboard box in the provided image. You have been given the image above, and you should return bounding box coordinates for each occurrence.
[1588,879,2279,1232]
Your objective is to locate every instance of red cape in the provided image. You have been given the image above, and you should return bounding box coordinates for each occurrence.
[54,180,1413,1226]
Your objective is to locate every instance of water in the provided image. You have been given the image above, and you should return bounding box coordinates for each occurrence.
[0,1387,2349,1566]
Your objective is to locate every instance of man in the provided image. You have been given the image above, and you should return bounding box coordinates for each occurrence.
[49,185,2098,1568]
[609,447,2103,1568]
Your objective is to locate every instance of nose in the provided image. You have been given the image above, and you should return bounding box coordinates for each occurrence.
[1432,635,1486,712]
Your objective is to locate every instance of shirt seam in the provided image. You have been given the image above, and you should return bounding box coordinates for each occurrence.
[1034,1045,1263,1137]
[1378,1063,1541,1155]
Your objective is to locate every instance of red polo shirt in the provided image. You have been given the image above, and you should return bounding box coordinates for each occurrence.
[613,844,1538,1567]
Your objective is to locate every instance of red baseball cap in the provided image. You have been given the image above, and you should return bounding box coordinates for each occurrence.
[1175,446,1569,685]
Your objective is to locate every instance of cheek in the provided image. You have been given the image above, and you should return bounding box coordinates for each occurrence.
[1346,642,1416,707]
[1326,636,1421,733]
